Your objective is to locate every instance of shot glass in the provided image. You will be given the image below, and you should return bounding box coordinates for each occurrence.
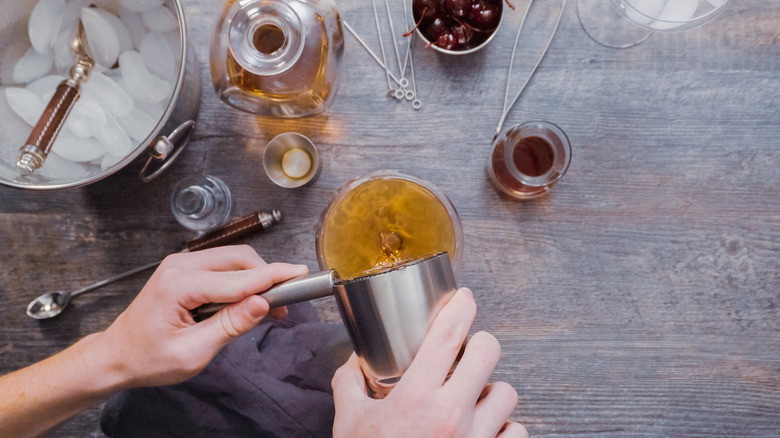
[263,132,321,188]
[171,175,233,232]
[487,121,572,200]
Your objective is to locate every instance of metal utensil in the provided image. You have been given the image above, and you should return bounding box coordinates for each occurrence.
[26,210,282,319]
[16,21,97,174]
[192,252,457,398]
[494,0,567,139]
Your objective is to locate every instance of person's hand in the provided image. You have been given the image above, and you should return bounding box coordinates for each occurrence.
[95,245,308,388]
[331,288,527,438]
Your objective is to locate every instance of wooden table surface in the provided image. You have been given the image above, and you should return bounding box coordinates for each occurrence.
[1,0,778,436]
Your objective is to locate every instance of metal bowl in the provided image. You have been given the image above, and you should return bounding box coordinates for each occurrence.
[411,0,504,55]
[0,0,200,190]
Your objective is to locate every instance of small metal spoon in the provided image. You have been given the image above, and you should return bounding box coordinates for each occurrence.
[26,210,282,320]
[27,260,161,319]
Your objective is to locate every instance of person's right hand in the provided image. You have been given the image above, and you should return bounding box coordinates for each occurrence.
[331,288,527,438]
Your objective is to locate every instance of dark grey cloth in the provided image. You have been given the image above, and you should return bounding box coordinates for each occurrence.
[101,303,352,438]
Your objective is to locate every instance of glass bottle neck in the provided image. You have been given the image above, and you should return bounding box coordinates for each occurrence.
[228,0,305,76]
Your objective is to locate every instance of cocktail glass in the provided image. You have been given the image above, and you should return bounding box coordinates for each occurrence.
[577,0,732,49]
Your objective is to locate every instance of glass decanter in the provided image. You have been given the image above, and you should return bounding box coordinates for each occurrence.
[210,0,345,117]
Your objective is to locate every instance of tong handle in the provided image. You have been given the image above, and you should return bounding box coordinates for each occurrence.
[183,210,281,253]
[16,83,80,173]
[17,57,94,173]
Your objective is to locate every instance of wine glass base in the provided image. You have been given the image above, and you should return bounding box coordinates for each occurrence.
[577,0,652,49]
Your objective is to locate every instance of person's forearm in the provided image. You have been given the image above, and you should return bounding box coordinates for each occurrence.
[0,332,127,437]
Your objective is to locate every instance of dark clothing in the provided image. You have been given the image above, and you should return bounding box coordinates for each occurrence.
[101,303,351,438]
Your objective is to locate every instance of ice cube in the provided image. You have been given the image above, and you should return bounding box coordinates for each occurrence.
[13,48,54,84]
[53,26,77,71]
[81,7,120,68]
[135,100,164,120]
[94,113,133,156]
[0,88,32,150]
[50,132,105,162]
[66,118,94,138]
[100,152,124,170]
[118,50,171,103]
[26,75,66,97]
[83,71,134,117]
[164,30,182,61]
[119,9,146,49]
[60,0,83,34]
[28,0,67,54]
[4,87,45,126]
[139,32,175,80]
[69,94,108,127]
[652,0,700,30]
[118,107,157,141]
[92,0,123,15]
[38,150,94,179]
[100,9,134,53]
[141,6,178,33]
[118,0,165,13]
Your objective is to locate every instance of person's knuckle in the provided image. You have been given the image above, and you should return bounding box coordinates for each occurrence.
[470,331,501,362]
[494,381,519,407]
[154,265,185,287]
[160,252,185,267]
[220,308,244,337]
[235,244,259,259]
[504,422,529,438]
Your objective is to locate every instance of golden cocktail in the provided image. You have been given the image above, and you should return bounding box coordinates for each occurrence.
[316,172,462,280]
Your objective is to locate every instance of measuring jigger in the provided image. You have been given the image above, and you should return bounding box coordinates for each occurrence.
[192,252,458,397]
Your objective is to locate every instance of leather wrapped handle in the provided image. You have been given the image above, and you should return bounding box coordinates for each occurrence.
[24,83,80,158]
[183,212,270,253]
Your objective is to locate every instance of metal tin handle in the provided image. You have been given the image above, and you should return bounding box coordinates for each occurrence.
[139,120,196,182]
[190,270,337,322]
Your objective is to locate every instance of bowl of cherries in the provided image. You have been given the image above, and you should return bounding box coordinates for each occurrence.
[409,0,508,54]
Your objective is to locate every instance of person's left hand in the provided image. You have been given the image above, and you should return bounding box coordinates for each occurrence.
[96,245,308,388]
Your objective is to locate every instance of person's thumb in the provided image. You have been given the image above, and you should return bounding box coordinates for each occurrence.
[332,354,368,410]
[196,294,269,351]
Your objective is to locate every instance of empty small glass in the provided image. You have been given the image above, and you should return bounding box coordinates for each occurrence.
[171,175,233,232]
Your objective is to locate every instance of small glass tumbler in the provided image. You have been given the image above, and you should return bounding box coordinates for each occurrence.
[487,121,572,200]
[171,175,233,232]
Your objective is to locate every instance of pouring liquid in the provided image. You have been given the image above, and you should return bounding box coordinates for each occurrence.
[318,177,458,280]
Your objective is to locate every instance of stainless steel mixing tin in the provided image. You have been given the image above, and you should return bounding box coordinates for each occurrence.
[192,252,458,398]
[334,252,458,398]
[0,0,200,190]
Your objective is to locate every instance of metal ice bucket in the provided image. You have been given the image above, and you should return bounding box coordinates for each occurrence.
[0,0,200,190]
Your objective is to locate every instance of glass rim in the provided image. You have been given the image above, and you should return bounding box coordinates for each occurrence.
[614,0,732,28]
[314,170,464,273]
[496,121,572,188]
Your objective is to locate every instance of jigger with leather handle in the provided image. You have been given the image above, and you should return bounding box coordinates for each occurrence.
[192,252,458,398]
[17,22,95,174]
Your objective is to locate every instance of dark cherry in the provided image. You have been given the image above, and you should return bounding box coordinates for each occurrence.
[467,0,501,31]
[423,17,448,42]
[436,31,458,51]
[451,21,473,46]
[441,0,470,18]
[412,0,440,22]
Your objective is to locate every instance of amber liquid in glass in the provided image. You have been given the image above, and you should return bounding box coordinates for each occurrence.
[491,136,555,193]
[319,178,457,280]
[224,22,332,107]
